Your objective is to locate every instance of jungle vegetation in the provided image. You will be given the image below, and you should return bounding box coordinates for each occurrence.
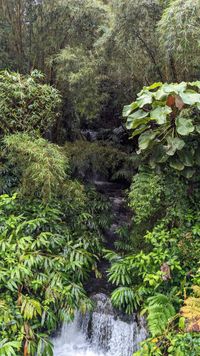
[0,0,200,355]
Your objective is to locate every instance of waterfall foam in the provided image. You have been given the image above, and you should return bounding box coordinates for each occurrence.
[53,294,147,356]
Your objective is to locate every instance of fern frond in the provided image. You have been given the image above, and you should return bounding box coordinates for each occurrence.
[145,294,176,336]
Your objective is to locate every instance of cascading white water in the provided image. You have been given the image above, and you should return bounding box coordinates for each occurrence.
[53,294,147,356]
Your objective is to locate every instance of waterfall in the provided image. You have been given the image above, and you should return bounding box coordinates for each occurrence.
[53,294,148,356]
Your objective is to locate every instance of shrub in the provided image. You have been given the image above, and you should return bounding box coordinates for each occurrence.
[0,70,61,135]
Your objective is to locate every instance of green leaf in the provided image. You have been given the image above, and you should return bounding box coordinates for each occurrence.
[147,82,162,90]
[170,159,185,171]
[138,130,158,151]
[126,110,149,129]
[165,137,185,156]
[179,91,200,105]
[195,125,200,134]
[137,91,153,107]
[182,168,195,179]
[189,81,200,89]
[123,102,138,117]
[130,125,147,138]
[176,117,194,136]
[150,144,169,164]
[155,83,187,101]
[178,150,194,167]
[150,106,172,125]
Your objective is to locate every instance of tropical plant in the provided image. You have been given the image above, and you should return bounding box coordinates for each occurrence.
[123,81,200,178]
[143,294,176,337]
[0,193,103,355]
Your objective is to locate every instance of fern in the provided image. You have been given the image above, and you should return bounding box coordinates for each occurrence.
[181,285,200,332]
[144,294,176,337]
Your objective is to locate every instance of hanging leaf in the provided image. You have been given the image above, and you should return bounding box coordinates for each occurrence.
[175,95,184,110]
[182,168,195,179]
[126,110,149,130]
[165,137,185,156]
[122,102,138,117]
[176,117,194,136]
[138,130,158,151]
[178,150,194,167]
[195,125,200,134]
[130,125,147,138]
[126,116,150,130]
[170,159,185,171]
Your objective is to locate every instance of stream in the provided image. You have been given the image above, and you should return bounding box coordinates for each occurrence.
[53,294,147,356]
[53,178,148,355]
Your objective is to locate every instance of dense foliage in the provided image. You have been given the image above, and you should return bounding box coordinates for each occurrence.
[104,85,200,355]
[0,69,111,355]
[1,0,200,355]
[0,70,60,135]
[1,0,200,137]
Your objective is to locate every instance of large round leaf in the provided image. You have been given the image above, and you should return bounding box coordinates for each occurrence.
[122,102,138,117]
[170,159,185,171]
[178,149,194,167]
[150,106,172,125]
[176,117,194,136]
[165,137,185,156]
[126,110,149,130]
[179,91,200,105]
[136,91,153,108]
[138,130,158,150]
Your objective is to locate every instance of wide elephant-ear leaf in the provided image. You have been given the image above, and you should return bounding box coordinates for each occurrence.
[130,125,147,138]
[170,158,185,171]
[175,95,184,110]
[165,137,185,156]
[181,167,195,179]
[150,106,172,124]
[126,110,149,129]
[149,144,169,168]
[176,117,194,136]
[136,91,153,107]
[138,130,158,151]
[155,82,187,101]
[122,102,138,117]
[179,91,200,105]
[178,150,194,167]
